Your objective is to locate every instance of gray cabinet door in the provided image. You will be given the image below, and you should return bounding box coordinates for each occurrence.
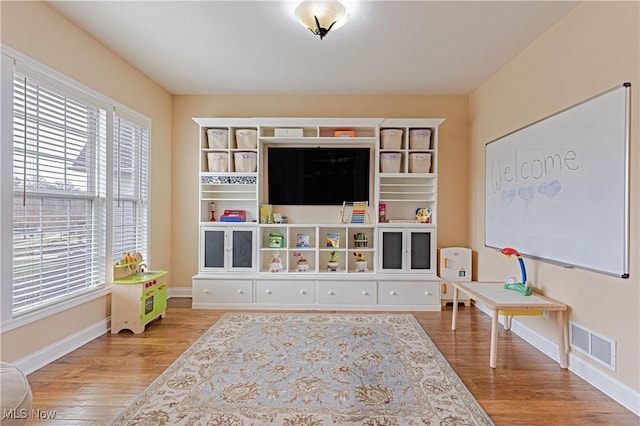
[381,230,404,271]
[231,229,254,269]
[203,229,226,269]
[409,230,431,270]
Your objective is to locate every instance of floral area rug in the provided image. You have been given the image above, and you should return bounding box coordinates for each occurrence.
[111,313,493,425]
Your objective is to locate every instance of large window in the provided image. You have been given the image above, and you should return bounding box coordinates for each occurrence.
[2,51,150,320]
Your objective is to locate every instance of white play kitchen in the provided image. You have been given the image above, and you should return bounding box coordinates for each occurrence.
[111,252,168,334]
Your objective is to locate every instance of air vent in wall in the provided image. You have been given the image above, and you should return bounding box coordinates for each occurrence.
[570,321,616,370]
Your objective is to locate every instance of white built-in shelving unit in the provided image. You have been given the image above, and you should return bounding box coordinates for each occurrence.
[192,117,445,311]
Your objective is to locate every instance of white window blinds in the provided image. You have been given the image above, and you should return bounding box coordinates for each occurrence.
[112,114,149,262]
[12,73,108,315]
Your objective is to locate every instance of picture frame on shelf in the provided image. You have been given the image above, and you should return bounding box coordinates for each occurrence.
[296,233,310,248]
[326,233,340,248]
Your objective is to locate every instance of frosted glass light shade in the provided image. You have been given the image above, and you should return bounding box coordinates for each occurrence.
[294,0,348,35]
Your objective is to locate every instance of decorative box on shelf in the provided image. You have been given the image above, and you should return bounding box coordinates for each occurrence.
[334,130,356,137]
[220,210,247,222]
[353,233,369,248]
[268,233,285,248]
[274,128,304,137]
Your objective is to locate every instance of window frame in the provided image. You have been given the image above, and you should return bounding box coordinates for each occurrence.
[0,46,152,330]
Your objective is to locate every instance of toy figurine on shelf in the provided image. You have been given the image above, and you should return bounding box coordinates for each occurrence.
[209,202,216,221]
[269,250,283,273]
[293,251,309,272]
[327,251,339,272]
[501,247,532,296]
[353,251,368,272]
[416,207,432,223]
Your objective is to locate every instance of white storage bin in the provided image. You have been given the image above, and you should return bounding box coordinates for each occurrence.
[235,129,257,149]
[274,128,304,137]
[207,152,228,172]
[207,129,228,149]
[380,129,403,149]
[409,129,432,150]
[234,151,257,172]
[409,152,432,173]
[380,152,402,173]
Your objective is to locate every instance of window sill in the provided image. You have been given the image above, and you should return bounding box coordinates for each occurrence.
[0,287,112,333]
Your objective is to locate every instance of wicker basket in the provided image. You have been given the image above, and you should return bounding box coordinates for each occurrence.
[380,129,403,149]
[235,129,257,149]
[207,129,228,149]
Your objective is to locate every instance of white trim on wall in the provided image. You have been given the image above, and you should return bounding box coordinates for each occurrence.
[13,318,110,375]
[168,287,193,298]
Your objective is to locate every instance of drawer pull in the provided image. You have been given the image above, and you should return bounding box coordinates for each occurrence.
[425,291,430,296]
[238,290,244,294]
[204,289,209,294]
[390,291,397,295]
[362,291,369,296]
[328,291,334,295]
[300,290,306,295]
[266,290,272,294]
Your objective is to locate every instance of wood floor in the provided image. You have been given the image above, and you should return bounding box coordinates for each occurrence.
[25,298,637,425]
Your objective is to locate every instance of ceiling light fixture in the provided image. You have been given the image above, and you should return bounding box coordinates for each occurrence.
[294,0,348,40]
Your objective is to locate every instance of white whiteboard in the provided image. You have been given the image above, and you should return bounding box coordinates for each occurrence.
[485,84,630,278]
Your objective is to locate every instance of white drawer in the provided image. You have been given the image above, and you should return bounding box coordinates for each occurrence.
[378,281,440,305]
[255,280,316,304]
[193,279,252,303]
[317,281,377,305]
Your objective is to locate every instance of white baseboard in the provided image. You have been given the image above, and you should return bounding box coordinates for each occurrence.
[168,287,192,298]
[14,318,110,375]
[473,302,640,416]
[12,289,192,375]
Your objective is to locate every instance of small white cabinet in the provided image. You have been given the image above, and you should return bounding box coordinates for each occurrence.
[440,247,472,306]
[378,226,437,274]
[200,226,257,272]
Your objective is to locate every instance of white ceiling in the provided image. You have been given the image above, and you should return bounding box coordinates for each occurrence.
[47,1,579,96]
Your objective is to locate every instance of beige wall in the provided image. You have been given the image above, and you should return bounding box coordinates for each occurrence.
[469,2,639,391]
[0,1,172,362]
[171,96,469,287]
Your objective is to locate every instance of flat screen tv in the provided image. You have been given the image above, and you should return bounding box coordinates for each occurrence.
[267,147,370,205]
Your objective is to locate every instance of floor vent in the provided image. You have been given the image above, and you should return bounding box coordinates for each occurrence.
[570,321,616,370]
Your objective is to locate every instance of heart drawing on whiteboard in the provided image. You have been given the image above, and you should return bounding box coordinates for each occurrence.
[538,180,562,197]
[501,189,516,204]
[518,185,535,204]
